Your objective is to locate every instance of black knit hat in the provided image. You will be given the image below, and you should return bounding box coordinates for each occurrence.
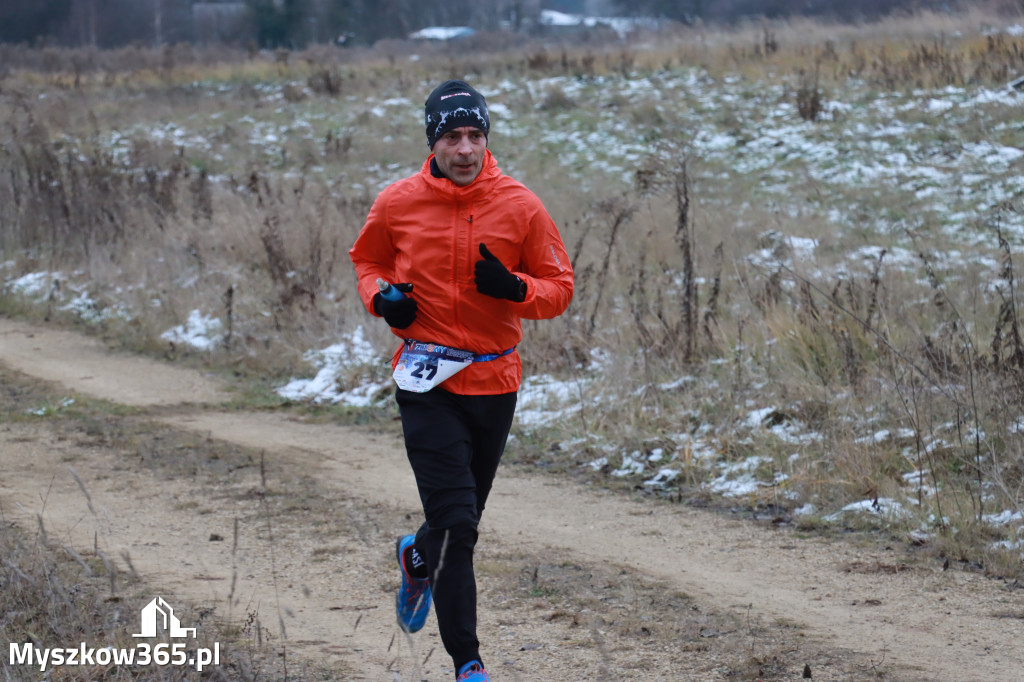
[424,79,490,150]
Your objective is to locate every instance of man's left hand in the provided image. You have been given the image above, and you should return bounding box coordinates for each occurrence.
[475,243,526,302]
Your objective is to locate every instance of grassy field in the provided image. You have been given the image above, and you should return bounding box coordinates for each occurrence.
[2,6,1024,586]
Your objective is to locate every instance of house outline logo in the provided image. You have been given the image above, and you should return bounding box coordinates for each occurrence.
[133,597,197,639]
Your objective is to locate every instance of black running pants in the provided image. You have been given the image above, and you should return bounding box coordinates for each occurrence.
[395,387,517,671]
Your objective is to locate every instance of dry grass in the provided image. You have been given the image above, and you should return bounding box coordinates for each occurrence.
[0,368,355,681]
[2,8,1024,577]
[0,463,306,682]
[0,520,238,682]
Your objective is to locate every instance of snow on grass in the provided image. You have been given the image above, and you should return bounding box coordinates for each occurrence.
[6,271,60,297]
[644,468,680,487]
[77,68,1023,243]
[708,456,772,497]
[824,498,913,523]
[26,397,75,417]
[611,452,646,477]
[275,326,388,406]
[744,406,822,446]
[746,233,818,270]
[59,290,130,323]
[515,373,586,427]
[3,270,128,323]
[160,310,223,351]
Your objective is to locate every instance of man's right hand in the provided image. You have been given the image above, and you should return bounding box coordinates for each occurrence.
[372,283,417,329]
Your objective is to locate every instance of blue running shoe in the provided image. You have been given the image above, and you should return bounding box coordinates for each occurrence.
[395,535,431,633]
[456,660,489,681]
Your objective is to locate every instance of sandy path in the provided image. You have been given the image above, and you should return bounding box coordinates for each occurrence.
[2,317,1022,681]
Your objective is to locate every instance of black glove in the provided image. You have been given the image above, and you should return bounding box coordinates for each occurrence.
[372,282,417,329]
[474,243,526,302]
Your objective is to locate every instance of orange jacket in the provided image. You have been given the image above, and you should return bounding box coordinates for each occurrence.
[349,150,574,395]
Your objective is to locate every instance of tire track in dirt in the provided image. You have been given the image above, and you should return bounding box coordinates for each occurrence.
[2,317,1022,681]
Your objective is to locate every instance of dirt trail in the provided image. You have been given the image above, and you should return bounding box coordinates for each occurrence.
[2,316,1022,681]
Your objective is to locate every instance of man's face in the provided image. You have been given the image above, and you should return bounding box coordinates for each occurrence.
[433,126,487,186]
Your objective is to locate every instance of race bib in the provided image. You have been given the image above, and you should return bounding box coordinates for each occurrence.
[393,340,514,393]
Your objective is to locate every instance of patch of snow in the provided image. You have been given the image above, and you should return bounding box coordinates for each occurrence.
[745,407,776,429]
[27,397,75,416]
[611,452,645,477]
[825,498,912,523]
[7,271,61,298]
[409,26,475,40]
[160,310,223,351]
[707,456,770,497]
[275,326,383,405]
[516,373,582,427]
[983,509,1024,527]
[644,468,680,487]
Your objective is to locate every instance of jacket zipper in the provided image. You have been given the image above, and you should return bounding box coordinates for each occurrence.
[455,199,475,351]
[452,198,464,347]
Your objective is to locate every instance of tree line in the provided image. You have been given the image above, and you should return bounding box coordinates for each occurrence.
[612,0,968,25]
[0,0,995,49]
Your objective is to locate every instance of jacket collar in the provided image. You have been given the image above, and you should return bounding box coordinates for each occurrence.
[420,149,500,201]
